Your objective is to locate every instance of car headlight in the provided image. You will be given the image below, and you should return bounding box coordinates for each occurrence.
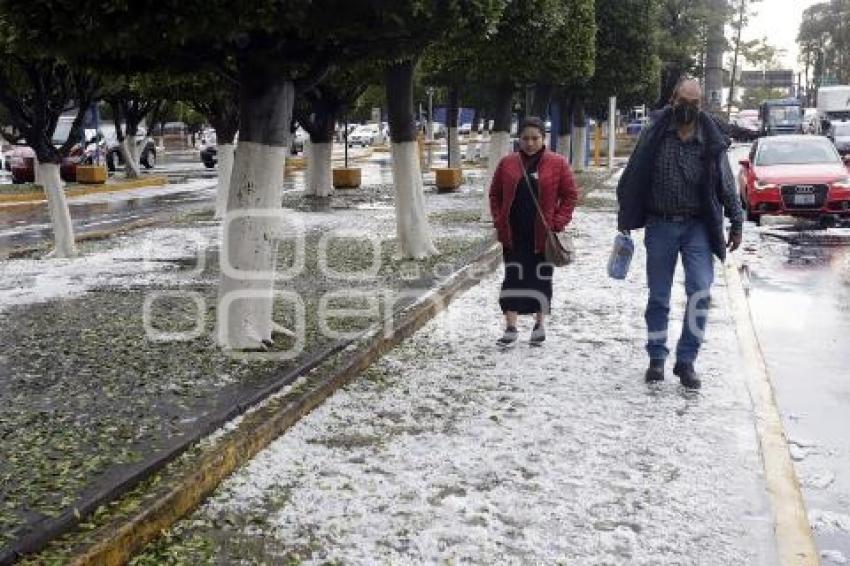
[833,176,850,189]
[754,180,777,190]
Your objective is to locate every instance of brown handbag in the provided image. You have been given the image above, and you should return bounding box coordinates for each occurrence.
[518,155,575,267]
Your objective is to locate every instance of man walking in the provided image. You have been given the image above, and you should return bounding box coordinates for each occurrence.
[617,79,743,389]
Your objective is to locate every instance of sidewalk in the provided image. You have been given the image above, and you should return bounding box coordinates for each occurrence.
[133,189,779,564]
[6,166,615,560]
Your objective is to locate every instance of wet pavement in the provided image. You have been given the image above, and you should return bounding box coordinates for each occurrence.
[0,151,393,256]
[730,144,850,564]
[742,236,850,563]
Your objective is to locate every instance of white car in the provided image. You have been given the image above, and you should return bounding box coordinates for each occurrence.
[348,124,381,147]
[458,122,472,135]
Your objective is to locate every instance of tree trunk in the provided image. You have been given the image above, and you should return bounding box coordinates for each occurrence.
[557,92,573,160]
[39,162,76,257]
[214,143,235,219]
[122,135,141,178]
[447,86,461,168]
[704,0,726,114]
[531,84,553,118]
[304,104,336,198]
[482,83,514,221]
[217,68,293,351]
[385,59,437,259]
[657,62,685,109]
[209,108,239,219]
[571,97,587,172]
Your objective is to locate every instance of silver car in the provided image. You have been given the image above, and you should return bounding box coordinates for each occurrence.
[831,121,850,155]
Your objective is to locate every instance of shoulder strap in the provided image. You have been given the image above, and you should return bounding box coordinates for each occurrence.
[518,153,552,232]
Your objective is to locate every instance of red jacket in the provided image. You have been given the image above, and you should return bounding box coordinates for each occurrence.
[488,149,579,253]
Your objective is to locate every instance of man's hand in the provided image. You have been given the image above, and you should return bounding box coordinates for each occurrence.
[727,228,742,252]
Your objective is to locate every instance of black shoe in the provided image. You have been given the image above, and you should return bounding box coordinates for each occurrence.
[645,359,665,383]
[530,323,545,345]
[497,326,518,347]
[673,361,702,389]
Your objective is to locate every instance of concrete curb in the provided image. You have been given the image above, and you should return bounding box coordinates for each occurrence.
[723,257,819,566]
[52,243,502,566]
[0,176,168,206]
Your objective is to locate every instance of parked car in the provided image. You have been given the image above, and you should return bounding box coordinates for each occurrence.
[199,132,241,168]
[290,127,307,155]
[458,122,472,135]
[732,109,761,132]
[3,116,95,183]
[100,124,157,171]
[827,121,850,155]
[626,117,648,136]
[200,143,217,168]
[738,135,850,226]
[348,124,381,147]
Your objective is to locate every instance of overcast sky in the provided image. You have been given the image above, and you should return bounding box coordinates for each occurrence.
[738,0,822,72]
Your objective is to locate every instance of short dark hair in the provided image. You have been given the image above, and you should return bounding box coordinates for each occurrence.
[519,116,546,136]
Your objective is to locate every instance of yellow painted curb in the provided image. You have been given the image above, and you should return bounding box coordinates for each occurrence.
[0,177,168,205]
[724,257,819,566]
[45,243,502,566]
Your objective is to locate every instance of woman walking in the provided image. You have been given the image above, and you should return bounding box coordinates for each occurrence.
[488,117,579,346]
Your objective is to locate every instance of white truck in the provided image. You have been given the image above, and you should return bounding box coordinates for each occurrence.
[815,86,850,153]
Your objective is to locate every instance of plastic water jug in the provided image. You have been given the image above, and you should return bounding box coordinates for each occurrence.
[607,232,634,280]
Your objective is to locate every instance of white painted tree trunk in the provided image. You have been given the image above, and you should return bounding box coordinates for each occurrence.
[572,126,587,172]
[481,131,512,221]
[464,133,477,161]
[308,141,333,197]
[304,140,333,198]
[390,141,438,259]
[217,141,286,350]
[303,139,313,194]
[557,134,572,160]
[123,135,141,178]
[39,162,76,257]
[448,126,461,168]
[214,143,235,219]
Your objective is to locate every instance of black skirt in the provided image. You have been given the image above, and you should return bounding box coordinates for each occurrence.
[499,162,553,315]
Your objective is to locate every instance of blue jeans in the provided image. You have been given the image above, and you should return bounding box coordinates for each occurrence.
[644,218,715,363]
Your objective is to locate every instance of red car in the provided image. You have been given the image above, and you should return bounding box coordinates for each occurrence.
[738,135,850,226]
[4,143,88,184]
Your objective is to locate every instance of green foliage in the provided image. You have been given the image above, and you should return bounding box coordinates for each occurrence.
[585,0,660,116]
[740,86,787,109]
[653,0,731,104]
[472,0,595,88]
[798,0,850,85]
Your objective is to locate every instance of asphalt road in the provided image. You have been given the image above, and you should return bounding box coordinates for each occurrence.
[729,143,850,564]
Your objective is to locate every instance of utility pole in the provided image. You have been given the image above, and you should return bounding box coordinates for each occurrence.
[704,0,726,114]
[727,0,746,117]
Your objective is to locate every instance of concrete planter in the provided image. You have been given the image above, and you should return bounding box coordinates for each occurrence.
[435,167,463,193]
[75,165,108,184]
[333,167,362,189]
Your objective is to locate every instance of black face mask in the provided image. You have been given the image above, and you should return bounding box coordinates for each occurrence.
[673,102,699,125]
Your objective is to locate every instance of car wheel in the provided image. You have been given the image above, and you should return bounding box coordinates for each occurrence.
[141,149,156,169]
